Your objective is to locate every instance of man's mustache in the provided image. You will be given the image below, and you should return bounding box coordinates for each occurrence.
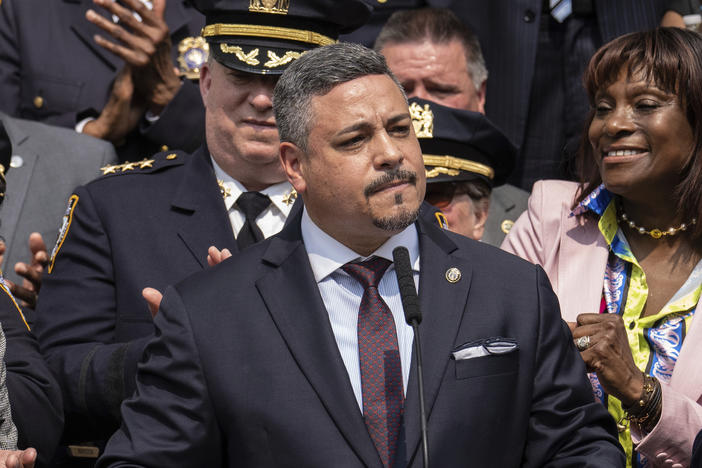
[364,169,417,198]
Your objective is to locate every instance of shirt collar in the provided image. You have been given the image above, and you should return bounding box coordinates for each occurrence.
[300,208,420,283]
[571,183,614,218]
[211,156,295,218]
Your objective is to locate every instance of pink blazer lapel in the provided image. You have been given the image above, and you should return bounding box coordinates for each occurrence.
[670,300,702,401]
[556,209,609,322]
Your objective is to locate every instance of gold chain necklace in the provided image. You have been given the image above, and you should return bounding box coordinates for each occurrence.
[619,211,697,239]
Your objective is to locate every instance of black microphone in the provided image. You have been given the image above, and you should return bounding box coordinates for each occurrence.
[392,246,429,468]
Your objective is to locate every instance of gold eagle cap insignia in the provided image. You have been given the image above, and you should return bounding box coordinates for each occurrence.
[249,0,289,15]
[409,102,434,138]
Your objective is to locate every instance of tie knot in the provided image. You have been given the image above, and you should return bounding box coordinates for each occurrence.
[236,191,271,221]
[342,257,392,289]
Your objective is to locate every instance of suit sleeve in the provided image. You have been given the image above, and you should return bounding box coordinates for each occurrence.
[0,283,63,467]
[630,382,702,466]
[500,180,547,264]
[34,186,152,432]
[96,286,221,468]
[139,80,205,154]
[523,266,625,467]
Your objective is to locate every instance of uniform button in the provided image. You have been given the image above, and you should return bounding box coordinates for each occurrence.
[523,9,535,23]
[33,96,44,109]
[10,155,23,169]
[160,145,169,151]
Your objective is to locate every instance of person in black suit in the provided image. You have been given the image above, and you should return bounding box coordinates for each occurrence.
[99,41,623,468]
[32,0,371,464]
[0,0,205,161]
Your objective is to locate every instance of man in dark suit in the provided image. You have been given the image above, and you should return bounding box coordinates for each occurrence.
[32,0,371,464]
[374,8,529,246]
[0,0,205,161]
[99,42,623,468]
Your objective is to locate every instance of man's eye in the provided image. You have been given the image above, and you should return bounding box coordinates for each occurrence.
[341,135,364,147]
[390,125,410,135]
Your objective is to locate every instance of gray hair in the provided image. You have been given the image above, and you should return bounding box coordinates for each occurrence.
[273,42,407,151]
[373,8,488,92]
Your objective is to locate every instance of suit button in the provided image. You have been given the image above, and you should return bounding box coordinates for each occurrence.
[523,9,536,23]
[33,96,44,109]
[161,145,169,151]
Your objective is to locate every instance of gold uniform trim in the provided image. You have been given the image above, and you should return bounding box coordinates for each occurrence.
[202,23,337,47]
[423,154,494,180]
[0,282,29,332]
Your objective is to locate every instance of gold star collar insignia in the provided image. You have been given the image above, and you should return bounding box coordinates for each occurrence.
[139,158,154,169]
[101,165,118,175]
[282,188,297,206]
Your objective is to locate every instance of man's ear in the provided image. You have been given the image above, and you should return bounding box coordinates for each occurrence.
[279,142,307,194]
[472,196,490,240]
[476,80,487,115]
[199,62,212,104]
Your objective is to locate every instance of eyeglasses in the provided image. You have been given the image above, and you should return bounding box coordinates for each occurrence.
[425,182,461,209]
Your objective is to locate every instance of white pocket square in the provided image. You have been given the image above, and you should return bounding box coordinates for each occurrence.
[452,337,518,361]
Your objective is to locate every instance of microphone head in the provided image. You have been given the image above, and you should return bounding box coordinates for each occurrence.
[392,246,422,325]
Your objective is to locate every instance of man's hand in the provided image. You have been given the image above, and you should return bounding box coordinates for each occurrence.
[10,233,48,309]
[0,447,36,468]
[86,0,182,115]
[83,66,145,143]
[142,287,163,318]
[207,246,232,267]
[571,313,644,406]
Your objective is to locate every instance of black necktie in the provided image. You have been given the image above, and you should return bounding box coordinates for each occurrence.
[235,191,271,249]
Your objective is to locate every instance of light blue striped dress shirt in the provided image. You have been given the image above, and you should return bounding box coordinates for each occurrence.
[300,208,420,412]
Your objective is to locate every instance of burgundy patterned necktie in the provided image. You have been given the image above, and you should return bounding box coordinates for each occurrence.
[342,257,404,468]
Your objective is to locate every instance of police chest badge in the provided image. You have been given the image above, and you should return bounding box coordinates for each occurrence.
[49,195,79,274]
[178,37,209,80]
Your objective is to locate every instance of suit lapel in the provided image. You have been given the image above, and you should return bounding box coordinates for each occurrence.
[67,0,123,71]
[403,222,471,464]
[255,219,380,467]
[171,148,237,267]
[0,116,38,272]
[670,299,702,400]
[558,207,608,322]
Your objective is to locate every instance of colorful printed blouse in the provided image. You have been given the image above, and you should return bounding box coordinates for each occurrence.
[573,184,702,468]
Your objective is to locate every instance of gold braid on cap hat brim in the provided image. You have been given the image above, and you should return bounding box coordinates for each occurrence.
[202,24,337,47]
[423,154,494,180]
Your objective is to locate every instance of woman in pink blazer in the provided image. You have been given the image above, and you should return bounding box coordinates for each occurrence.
[503,28,702,468]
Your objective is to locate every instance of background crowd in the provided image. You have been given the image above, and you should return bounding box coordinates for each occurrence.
[0,0,700,467]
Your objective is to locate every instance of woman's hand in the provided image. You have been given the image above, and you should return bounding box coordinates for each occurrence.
[570,313,644,406]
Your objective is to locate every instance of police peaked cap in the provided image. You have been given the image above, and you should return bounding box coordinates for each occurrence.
[409,97,516,187]
[192,0,372,74]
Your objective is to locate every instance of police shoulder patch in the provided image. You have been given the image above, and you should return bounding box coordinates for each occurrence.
[49,194,79,274]
[99,151,188,177]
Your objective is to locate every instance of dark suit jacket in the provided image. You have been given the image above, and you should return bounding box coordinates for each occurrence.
[0,112,118,293]
[98,214,624,467]
[34,147,241,443]
[0,281,63,467]
[0,0,205,161]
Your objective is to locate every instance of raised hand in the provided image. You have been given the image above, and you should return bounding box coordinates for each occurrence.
[86,0,182,115]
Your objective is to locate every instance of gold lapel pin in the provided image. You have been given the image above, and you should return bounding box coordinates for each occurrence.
[445,267,461,283]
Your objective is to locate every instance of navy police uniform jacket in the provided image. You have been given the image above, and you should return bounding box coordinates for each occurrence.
[98,210,624,467]
[0,0,205,161]
[34,147,240,443]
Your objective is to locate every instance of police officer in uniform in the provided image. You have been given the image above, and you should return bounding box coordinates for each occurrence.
[33,0,371,464]
[409,97,516,242]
